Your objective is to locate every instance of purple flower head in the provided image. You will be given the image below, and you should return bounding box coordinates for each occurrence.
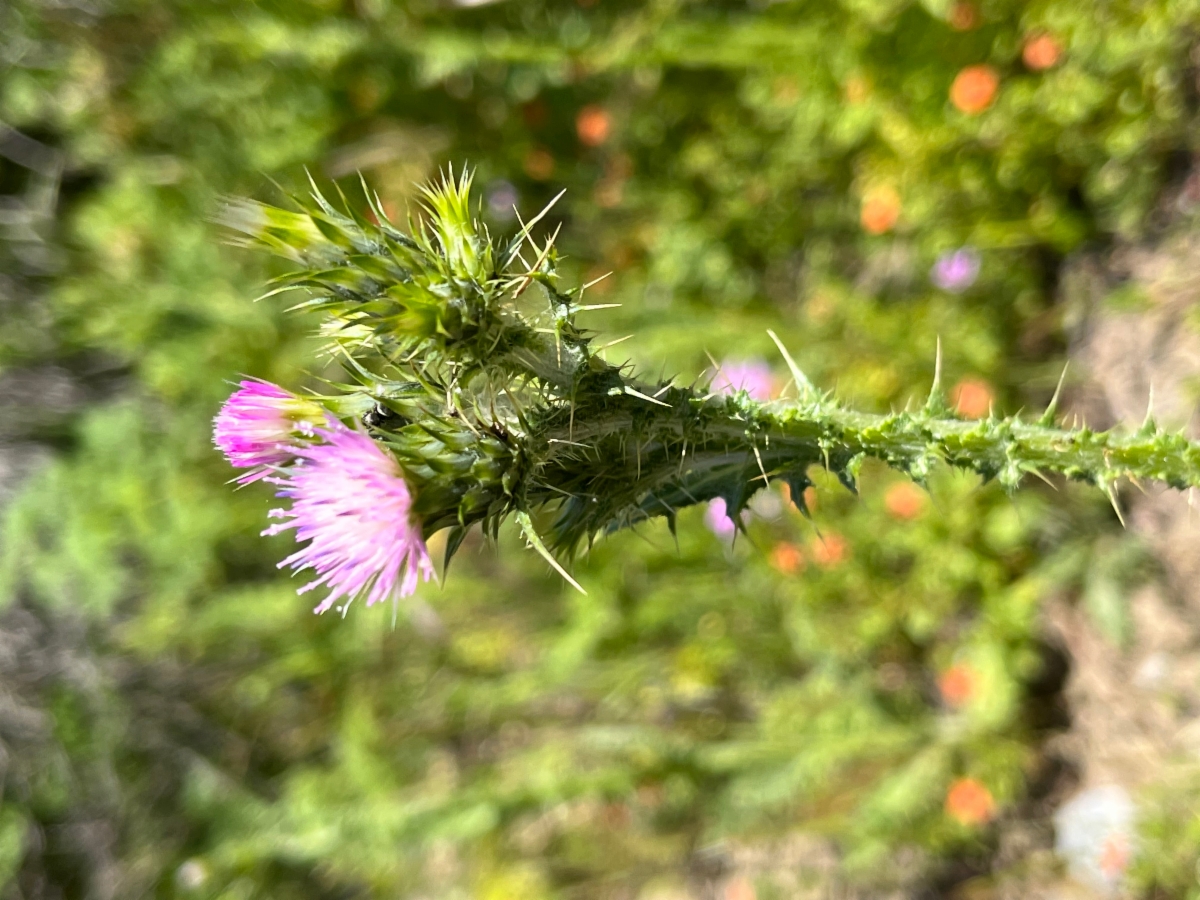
[214,380,328,484]
[264,426,435,615]
[931,247,981,293]
[705,497,751,540]
[713,359,773,401]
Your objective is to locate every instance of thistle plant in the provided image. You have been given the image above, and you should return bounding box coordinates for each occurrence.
[216,170,1200,612]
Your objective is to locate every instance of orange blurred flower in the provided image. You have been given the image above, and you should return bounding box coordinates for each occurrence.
[945,777,995,826]
[952,378,993,418]
[779,483,818,513]
[576,105,612,147]
[950,65,999,114]
[1023,33,1062,71]
[861,186,901,234]
[884,482,926,520]
[948,1,980,31]
[844,75,871,104]
[770,542,805,575]
[938,664,977,707]
[811,532,849,568]
[725,876,756,900]
[523,148,556,180]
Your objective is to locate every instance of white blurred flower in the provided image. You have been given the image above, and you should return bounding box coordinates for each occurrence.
[175,859,209,891]
[1054,784,1135,894]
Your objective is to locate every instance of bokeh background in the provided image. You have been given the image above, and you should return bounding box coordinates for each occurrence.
[4,1,1200,897]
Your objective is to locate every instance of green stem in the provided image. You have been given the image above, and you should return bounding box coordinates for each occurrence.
[531,387,1198,549]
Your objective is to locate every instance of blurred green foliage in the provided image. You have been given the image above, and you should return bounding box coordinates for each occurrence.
[3,0,1200,897]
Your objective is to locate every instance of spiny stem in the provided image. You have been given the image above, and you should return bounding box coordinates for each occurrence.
[222,170,1200,569]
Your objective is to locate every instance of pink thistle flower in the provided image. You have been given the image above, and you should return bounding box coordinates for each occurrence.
[705,497,750,541]
[713,359,773,401]
[213,380,325,484]
[931,247,981,293]
[264,426,435,615]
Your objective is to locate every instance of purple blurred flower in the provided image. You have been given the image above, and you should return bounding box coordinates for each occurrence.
[264,426,435,615]
[713,359,773,401]
[705,497,751,540]
[213,380,323,484]
[931,247,981,293]
[486,180,519,221]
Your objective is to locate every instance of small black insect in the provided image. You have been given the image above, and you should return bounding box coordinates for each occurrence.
[363,403,404,429]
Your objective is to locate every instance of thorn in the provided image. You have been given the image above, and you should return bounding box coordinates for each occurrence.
[1039,362,1069,427]
[702,349,723,387]
[925,336,948,414]
[256,284,306,303]
[1139,381,1158,436]
[304,167,323,204]
[767,329,816,400]
[1028,467,1059,491]
[581,271,613,292]
[596,334,635,353]
[752,442,770,486]
[516,511,586,594]
[1104,481,1127,528]
[506,188,567,266]
[625,386,672,408]
[513,221,562,298]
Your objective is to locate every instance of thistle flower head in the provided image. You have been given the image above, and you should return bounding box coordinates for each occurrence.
[713,359,773,401]
[213,380,328,483]
[704,497,738,538]
[705,497,753,540]
[931,247,981,293]
[264,426,435,615]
